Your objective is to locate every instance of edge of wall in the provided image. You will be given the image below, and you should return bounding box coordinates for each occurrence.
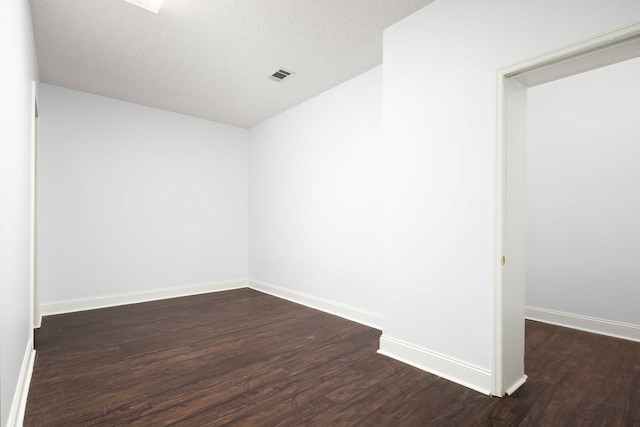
[378,335,492,395]
[40,279,248,316]
[6,337,35,427]
[248,279,383,330]
[526,306,640,342]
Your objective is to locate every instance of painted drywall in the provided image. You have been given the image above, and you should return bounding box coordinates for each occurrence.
[37,84,249,303]
[526,57,640,325]
[382,0,640,371]
[0,0,39,424]
[249,66,384,316]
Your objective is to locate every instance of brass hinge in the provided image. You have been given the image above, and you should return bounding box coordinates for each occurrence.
[501,255,506,266]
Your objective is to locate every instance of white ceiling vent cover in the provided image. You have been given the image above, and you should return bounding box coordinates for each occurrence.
[271,68,294,82]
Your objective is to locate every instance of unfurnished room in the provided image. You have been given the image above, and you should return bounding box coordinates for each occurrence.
[1,0,640,425]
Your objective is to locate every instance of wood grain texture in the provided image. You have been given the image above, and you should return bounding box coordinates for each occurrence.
[24,288,640,426]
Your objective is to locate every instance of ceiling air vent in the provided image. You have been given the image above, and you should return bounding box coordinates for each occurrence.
[271,68,293,82]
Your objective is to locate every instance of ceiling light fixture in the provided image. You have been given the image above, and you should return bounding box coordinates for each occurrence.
[123,0,165,13]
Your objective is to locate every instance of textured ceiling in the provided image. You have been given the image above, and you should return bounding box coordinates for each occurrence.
[29,0,433,128]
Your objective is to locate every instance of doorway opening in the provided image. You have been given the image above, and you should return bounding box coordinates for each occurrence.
[493,22,640,397]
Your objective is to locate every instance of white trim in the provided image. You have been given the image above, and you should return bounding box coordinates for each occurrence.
[6,338,36,427]
[505,375,528,396]
[39,279,384,330]
[34,313,42,329]
[377,335,492,395]
[40,279,248,316]
[492,68,507,397]
[526,306,640,343]
[30,81,39,333]
[501,22,640,78]
[248,279,383,330]
[492,20,640,398]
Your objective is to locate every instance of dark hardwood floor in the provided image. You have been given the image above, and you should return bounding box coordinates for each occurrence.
[24,288,640,426]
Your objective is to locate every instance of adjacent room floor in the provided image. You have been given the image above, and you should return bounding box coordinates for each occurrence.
[24,288,640,425]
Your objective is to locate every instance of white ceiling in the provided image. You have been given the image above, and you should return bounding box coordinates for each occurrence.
[29,0,433,128]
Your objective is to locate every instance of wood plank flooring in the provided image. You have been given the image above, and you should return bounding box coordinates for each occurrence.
[24,288,640,426]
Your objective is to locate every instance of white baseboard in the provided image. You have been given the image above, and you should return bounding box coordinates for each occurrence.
[377,335,492,395]
[248,279,383,330]
[39,279,383,331]
[505,375,528,396]
[34,314,42,329]
[526,306,640,342]
[6,338,36,427]
[40,279,248,316]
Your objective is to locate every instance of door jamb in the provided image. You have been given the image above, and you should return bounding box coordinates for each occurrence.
[30,81,40,339]
[492,21,640,397]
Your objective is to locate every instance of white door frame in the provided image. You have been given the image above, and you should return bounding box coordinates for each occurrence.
[30,80,40,337]
[492,21,640,397]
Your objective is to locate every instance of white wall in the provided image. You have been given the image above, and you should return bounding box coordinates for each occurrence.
[526,57,640,325]
[249,66,384,317]
[0,0,39,424]
[382,0,640,375]
[38,84,248,303]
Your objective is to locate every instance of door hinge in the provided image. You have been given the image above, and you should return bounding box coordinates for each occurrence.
[501,255,506,266]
